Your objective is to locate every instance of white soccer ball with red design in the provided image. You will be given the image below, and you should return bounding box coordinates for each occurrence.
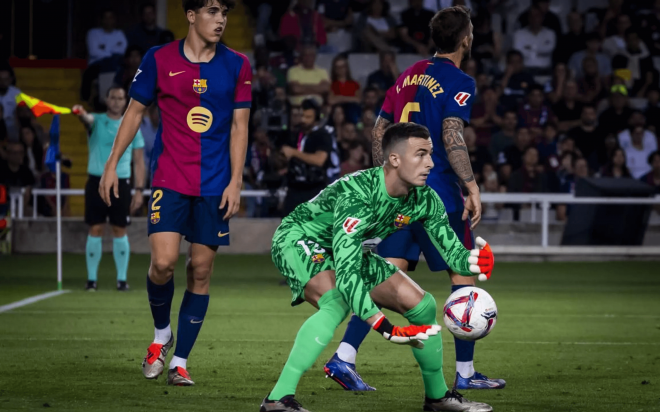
[442,287,497,341]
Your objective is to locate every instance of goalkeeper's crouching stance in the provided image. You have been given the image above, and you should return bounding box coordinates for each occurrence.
[261,123,494,412]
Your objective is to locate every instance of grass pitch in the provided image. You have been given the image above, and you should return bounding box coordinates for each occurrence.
[1,254,659,411]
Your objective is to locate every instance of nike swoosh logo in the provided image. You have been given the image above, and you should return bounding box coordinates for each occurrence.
[218,232,229,238]
[315,337,328,346]
[149,301,165,307]
[190,319,203,324]
[169,71,185,77]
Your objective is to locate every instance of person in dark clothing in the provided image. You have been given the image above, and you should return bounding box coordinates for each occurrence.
[517,0,563,40]
[125,3,164,54]
[497,50,536,111]
[644,88,660,134]
[598,85,634,135]
[553,11,586,64]
[464,126,492,182]
[281,99,333,215]
[397,0,435,56]
[567,105,603,169]
[498,127,532,172]
[366,51,398,96]
[640,151,660,195]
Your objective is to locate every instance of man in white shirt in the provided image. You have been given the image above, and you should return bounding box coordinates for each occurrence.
[513,6,556,74]
[0,67,21,140]
[618,111,658,179]
[86,10,127,66]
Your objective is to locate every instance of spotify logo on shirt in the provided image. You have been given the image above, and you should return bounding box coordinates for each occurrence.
[187,107,213,133]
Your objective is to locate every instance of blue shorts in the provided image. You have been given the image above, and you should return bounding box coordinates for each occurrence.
[377,211,474,272]
[147,187,230,246]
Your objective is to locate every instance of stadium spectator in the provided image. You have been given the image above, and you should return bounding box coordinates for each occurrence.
[18,126,43,178]
[498,126,532,172]
[361,86,381,114]
[113,46,144,93]
[553,80,583,133]
[602,14,631,57]
[616,28,655,97]
[513,6,556,74]
[517,0,562,40]
[497,50,535,111]
[644,88,660,133]
[598,85,633,135]
[287,45,330,106]
[507,146,550,196]
[480,162,504,220]
[281,99,333,214]
[556,155,590,221]
[470,86,501,147]
[15,106,46,146]
[328,54,361,107]
[489,109,517,161]
[125,2,164,52]
[554,11,586,64]
[471,12,501,72]
[360,109,376,144]
[465,126,492,182]
[0,141,35,215]
[537,122,559,167]
[576,56,608,105]
[599,147,632,178]
[280,0,327,50]
[340,140,368,175]
[595,0,626,39]
[329,104,346,134]
[518,84,555,142]
[640,151,660,194]
[338,121,359,160]
[567,105,602,168]
[544,62,568,104]
[37,166,71,218]
[353,0,398,52]
[252,62,278,110]
[639,0,660,56]
[316,0,353,53]
[617,111,658,178]
[397,0,435,56]
[366,51,399,96]
[568,33,612,80]
[86,10,127,66]
[0,66,20,140]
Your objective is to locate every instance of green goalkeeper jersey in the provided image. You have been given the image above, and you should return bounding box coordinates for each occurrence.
[280,166,473,319]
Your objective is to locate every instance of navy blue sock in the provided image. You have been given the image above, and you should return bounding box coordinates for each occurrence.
[452,285,475,363]
[146,275,174,329]
[173,290,209,359]
[340,314,372,352]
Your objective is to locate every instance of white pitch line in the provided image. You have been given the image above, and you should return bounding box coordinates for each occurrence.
[0,290,70,314]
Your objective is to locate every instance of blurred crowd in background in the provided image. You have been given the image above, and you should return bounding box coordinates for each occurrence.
[2,0,660,221]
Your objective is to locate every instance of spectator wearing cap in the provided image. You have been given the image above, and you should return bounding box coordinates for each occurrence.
[367,51,399,96]
[398,0,435,56]
[602,14,631,58]
[567,105,602,169]
[316,0,353,53]
[598,85,633,135]
[497,50,535,111]
[617,111,658,179]
[489,109,518,161]
[287,45,330,106]
[498,126,532,173]
[640,151,660,195]
[125,2,164,52]
[517,0,562,40]
[568,33,612,80]
[615,28,656,97]
[513,5,556,74]
[554,11,586,64]
[518,84,555,143]
[280,0,327,50]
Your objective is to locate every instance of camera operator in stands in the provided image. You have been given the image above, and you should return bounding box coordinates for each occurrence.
[281,99,333,215]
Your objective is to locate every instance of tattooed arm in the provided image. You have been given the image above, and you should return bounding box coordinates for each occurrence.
[371,116,391,166]
[442,117,482,229]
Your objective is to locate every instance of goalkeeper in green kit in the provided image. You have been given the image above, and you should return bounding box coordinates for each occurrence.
[261,123,494,412]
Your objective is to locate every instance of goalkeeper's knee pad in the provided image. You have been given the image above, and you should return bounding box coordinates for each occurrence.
[404,292,438,326]
[318,288,350,327]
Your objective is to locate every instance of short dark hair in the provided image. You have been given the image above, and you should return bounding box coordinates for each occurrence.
[648,150,660,165]
[528,83,544,94]
[506,49,523,61]
[139,2,155,14]
[301,98,320,120]
[382,123,431,155]
[582,104,596,112]
[363,86,378,95]
[430,6,471,54]
[106,85,126,97]
[182,0,235,13]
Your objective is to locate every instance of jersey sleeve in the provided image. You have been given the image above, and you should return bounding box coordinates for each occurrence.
[444,76,476,124]
[234,53,253,109]
[332,195,380,321]
[129,47,158,107]
[418,188,473,276]
[378,85,396,122]
[131,129,145,150]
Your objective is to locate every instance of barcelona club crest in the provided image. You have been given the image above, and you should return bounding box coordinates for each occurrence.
[150,212,160,224]
[394,214,411,228]
[193,79,208,94]
[311,254,325,264]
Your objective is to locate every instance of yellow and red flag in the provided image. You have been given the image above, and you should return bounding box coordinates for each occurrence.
[15,93,72,117]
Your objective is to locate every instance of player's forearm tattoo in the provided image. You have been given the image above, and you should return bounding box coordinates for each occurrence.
[443,117,475,184]
[372,116,391,166]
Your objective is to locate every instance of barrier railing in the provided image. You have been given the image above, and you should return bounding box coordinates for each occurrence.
[8,189,660,248]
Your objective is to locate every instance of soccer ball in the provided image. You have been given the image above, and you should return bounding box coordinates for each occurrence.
[442,287,497,341]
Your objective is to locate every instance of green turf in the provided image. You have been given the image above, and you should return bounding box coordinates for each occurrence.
[1,254,659,411]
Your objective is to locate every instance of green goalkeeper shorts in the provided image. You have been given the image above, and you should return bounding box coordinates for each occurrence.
[272,220,400,306]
